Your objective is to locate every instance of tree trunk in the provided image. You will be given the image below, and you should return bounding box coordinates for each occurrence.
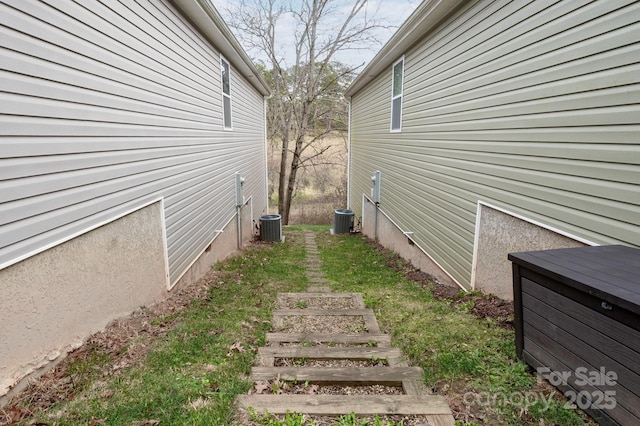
[224,0,377,226]
[284,135,305,225]
[278,133,289,223]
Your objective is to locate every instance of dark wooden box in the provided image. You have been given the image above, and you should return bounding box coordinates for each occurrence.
[509,245,640,426]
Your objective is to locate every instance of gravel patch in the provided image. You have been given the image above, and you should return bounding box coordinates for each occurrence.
[250,381,403,396]
[275,342,375,348]
[285,297,357,309]
[274,358,387,367]
[239,414,434,426]
[279,316,367,333]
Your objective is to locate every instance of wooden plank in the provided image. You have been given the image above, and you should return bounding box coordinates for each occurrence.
[425,414,456,426]
[237,394,453,416]
[271,314,284,330]
[387,357,407,367]
[306,286,331,292]
[389,358,407,367]
[265,332,391,345]
[258,346,402,360]
[254,355,274,367]
[305,264,322,271]
[363,310,381,333]
[353,293,366,309]
[250,366,423,385]
[402,379,428,396]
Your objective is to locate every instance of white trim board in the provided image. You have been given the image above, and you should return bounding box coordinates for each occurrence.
[0,197,170,290]
[470,201,598,290]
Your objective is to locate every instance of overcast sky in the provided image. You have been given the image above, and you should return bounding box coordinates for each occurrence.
[216,0,421,70]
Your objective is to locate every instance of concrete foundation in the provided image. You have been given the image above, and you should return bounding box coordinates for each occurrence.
[361,198,590,301]
[174,202,255,289]
[0,200,255,403]
[0,201,168,400]
[472,203,588,300]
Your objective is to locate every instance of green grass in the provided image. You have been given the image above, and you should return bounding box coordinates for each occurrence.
[19,230,308,425]
[13,227,594,425]
[250,411,407,426]
[316,231,593,426]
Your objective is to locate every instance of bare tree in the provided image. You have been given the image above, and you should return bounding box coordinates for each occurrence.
[225,0,383,224]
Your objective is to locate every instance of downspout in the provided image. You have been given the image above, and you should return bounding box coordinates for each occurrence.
[374,202,379,241]
[235,172,245,250]
[371,170,381,241]
[264,96,270,214]
[346,99,352,209]
[237,205,242,249]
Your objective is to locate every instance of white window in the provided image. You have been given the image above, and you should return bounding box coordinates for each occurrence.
[391,57,404,132]
[221,57,232,130]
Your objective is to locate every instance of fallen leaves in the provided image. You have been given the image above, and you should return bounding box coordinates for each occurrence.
[253,381,271,394]
[226,341,245,357]
[250,376,320,396]
[1,406,32,424]
[185,397,212,410]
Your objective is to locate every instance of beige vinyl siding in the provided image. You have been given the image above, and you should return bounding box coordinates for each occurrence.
[349,0,640,288]
[0,0,267,284]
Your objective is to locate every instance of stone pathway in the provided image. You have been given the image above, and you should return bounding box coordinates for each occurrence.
[237,232,455,425]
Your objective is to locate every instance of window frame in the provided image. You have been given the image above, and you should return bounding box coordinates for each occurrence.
[390,56,404,133]
[220,56,232,130]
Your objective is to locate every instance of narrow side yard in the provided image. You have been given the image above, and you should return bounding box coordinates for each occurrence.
[1,227,594,425]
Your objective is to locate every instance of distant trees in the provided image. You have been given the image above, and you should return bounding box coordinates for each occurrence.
[225,0,383,224]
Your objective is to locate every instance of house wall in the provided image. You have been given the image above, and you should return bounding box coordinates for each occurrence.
[0,0,267,399]
[0,0,267,283]
[0,201,168,399]
[361,196,458,288]
[349,0,640,295]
